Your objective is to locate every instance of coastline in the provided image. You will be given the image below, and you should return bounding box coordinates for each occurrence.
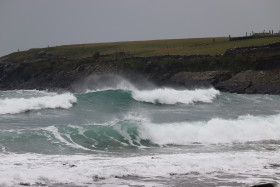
[1,40,280,94]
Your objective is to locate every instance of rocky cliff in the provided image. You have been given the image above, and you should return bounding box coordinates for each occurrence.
[1,42,280,94]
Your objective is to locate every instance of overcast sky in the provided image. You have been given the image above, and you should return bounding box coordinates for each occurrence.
[0,0,280,57]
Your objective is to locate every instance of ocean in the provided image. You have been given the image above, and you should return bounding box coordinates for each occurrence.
[0,77,280,186]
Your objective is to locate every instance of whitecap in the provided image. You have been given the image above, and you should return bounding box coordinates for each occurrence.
[131,87,220,104]
[0,92,77,115]
[139,114,280,145]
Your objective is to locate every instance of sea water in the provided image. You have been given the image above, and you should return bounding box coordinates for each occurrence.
[0,78,280,186]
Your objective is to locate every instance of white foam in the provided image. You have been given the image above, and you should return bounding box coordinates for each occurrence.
[82,77,220,105]
[131,88,220,104]
[0,151,279,186]
[82,113,280,145]
[0,93,77,115]
[139,114,280,145]
[44,126,91,151]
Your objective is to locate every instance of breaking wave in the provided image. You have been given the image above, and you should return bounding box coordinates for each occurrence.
[0,92,77,115]
[2,114,280,154]
[131,87,220,104]
[82,75,220,104]
[139,114,280,145]
[86,87,220,105]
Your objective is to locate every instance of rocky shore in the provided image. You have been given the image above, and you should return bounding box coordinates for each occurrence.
[1,42,280,94]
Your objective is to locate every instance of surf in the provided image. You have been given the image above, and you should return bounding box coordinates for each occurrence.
[0,91,77,115]
[131,87,220,104]
[2,113,280,155]
[84,86,220,105]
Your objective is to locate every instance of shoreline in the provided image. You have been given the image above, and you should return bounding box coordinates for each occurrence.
[1,41,280,94]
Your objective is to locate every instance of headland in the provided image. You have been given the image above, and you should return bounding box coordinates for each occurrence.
[1,35,280,94]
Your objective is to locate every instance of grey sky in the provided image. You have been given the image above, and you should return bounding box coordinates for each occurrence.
[0,0,279,57]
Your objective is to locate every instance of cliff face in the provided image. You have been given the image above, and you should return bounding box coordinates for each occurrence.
[168,70,280,94]
[1,42,280,94]
[215,70,280,94]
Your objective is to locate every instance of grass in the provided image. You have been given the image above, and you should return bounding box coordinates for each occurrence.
[5,36,280,60]
[2,36,280,86]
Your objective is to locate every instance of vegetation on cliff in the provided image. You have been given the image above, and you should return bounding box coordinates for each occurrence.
[0,36,280,93]
[4,35,280,59]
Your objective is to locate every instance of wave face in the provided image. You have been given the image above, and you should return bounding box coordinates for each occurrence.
[1,114,280,154]
[0,91,76,114]
[131,88,220,104]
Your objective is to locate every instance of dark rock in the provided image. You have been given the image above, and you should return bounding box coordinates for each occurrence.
[252,183,275,187]
[93,175,105,181]
[19,182,31,186]
[215,70,280,94]
[168,71,232,88]
[37,51,47,58]
[224,42,280,56]
[35,182,47,186]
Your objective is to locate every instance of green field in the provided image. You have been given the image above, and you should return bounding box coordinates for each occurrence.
[2,35,280,91]
[5,36,280,60]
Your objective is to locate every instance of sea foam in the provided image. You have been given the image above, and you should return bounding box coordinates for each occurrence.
[0,92,77,115]
[0,151,279,186]
[139,114,280,145]
[131,87,220,104]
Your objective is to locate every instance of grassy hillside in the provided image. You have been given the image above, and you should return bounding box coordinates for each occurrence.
[5,36,280,60]
[1,35,280,92]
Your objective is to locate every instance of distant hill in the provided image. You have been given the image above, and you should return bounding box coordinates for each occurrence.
[4,35,280,59]
[1,36,280,94]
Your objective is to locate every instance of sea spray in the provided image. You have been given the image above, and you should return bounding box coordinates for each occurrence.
[84,80,136,93]
[75,74,138,93]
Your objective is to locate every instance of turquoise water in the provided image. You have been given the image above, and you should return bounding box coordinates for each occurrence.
[0,83,280,186]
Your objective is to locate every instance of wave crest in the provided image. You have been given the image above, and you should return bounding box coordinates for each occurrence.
[139,114,280,145]
[0,92,77,115]
[132,88,220,104]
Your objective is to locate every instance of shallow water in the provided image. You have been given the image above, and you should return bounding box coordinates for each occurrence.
[0,82,280,186]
